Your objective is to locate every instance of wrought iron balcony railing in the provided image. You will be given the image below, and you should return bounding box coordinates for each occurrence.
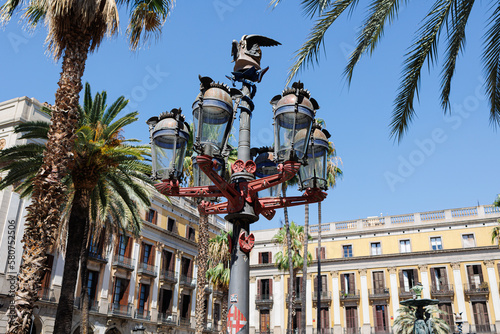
[160,270,177,283]
[430,284,454,297]
[158,312,177,325]
[111,255,135,271]
[137,262,157,277]
[88,250,107,263]
[340,290,360,300]
[73,297,99,312]
[370,327,393,334]
[108,303,132,317]
[179,275,196,288]
[464,282,489,296]
[135,309,151,320]
[37,287,56,302]
[256,294,274,304]
[369,288,390,299]
[466,324,497,334]
[398,287,414,299]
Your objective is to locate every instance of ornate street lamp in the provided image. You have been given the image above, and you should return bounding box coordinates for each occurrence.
[149,35,332,334]
[271,82,317,163]
[298,122,331,191]
[147,109,190,181]
[132,323,146,334]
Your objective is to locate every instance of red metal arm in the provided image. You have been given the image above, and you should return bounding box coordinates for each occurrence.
[256,188,327,213]
[155,180,224,198]
[246,161,300,196]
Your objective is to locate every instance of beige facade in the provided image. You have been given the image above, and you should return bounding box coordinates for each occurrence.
[0,97,229,334]
[250,206,500,334]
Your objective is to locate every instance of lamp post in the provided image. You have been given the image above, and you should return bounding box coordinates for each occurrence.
[148,35,332,334]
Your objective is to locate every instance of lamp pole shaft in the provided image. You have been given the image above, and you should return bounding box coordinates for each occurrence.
[227,81,255,334]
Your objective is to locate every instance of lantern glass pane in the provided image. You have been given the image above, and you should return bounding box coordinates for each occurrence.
[299,141,328,189]
[154,134,187,179]
[256,156,280,197]
[275,110,313,160]
[193,157,224,189]
[193,102,232,153]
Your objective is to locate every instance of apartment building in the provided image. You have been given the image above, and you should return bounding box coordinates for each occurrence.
[249,206,500,334]
[0,97,229,333]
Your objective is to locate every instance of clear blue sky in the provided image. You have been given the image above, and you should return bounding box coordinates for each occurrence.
[1,1,499,231]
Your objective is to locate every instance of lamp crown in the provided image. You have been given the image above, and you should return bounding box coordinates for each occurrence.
[159,108,185,122]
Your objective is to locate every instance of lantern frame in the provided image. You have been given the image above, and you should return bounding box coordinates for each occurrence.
[271,81,318,163]
[298,124,331,191]
[147,108,190,181]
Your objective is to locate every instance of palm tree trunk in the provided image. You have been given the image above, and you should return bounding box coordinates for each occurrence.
[221,287,229,334]
[53,189,90,333]
[283,188,294,333]
[80,221,91,334]
[195,213,209,334]
[6,30,90,334]
[301,203,309,334]
[317,202,322,334]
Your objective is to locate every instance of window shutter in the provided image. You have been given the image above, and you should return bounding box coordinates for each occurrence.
[441,268,449,286]
[114,236,120,255]
[125,237,133,258]
[430,268,436,288]
[153,210,158,225]
[497,263,500,277]
[268,252,272,263]
[187,258,193,278]
[149,245,155,265]
[349,273,355,291]
[120,280,130,306]
[169,251,175,271]
[314,275,318,292]
[257,279,261,296]
[322,275,327,292]
[477,265,484,283]
[259,253,262,264]
[412,269,419,284]
[340,274,345,292]
[270,278,273,295]
[467,265,474,283]
[399,270,404,290]
[321,247,325,259]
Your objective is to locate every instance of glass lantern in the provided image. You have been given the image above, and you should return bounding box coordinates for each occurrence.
[192,79,234,157]
[298,127,330,191]
[271,82,317,162]
[147,109,190,181]
[192,155,225,188]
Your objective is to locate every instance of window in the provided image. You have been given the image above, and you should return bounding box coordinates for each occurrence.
[316,247,326,259]
[187,226,196,241]
[167,217,175,232]
[399,239,411,253]
[163,250,175,273]
[430,237,442,250]
[146,208,157,224]
[430,267,448,292]
[138,284,150,314]
[462,234,475,248]
[258,278,273,298]
[159,288,173,314]
[112,278,130,306]
[259,252,272,264]
[341,273,355,294]
[399,269,418,292]
[371,242,382,255]
[343,245,353,258]
[467,264,484,289]
[116,234,133,258]
[87,270,99,301]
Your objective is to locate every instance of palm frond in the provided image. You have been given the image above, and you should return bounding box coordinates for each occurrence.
[127,0,173,50]
[482,2,500,127]
[391,0,453,141]
[286,0,360,85]
[344,0,404,83]
[440,0,475,110]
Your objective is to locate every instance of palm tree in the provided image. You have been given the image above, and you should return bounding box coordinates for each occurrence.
[207,230,232,333]
[0,83,153,333]
[273,221,312,332]
[394,305,450,334]
[272,0,500,141]
[1,1,172,331]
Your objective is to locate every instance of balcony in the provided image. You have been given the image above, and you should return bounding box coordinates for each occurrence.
[160,270,178,284]
[179,316,193,328]
[88,250,107,264]
[464,283,489,300]
[430,284,454,298]
[343,328,361,334]
[312,330,332,334]
[370,327,393,334]
[37,287,56,302]
[398,287,414,300]
[73,297,99,312]
[137,262,157,277]
[466,324,497,334]
[108,303,132,317]
[111,255,135,271]
[369,288,390,300]
[179,275,196,289]
[256,294,274,309]
[158,312,177,325]
[313,291,332,306]
[340,290,360,304]
[135,309,151,321]
[287,292,303,304]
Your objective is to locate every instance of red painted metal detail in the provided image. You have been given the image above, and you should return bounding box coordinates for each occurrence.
[228,233,232,253]
[232,159,245,173]
[238,231,254,253]
[244,160,256,174]
[155,156,326,220]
